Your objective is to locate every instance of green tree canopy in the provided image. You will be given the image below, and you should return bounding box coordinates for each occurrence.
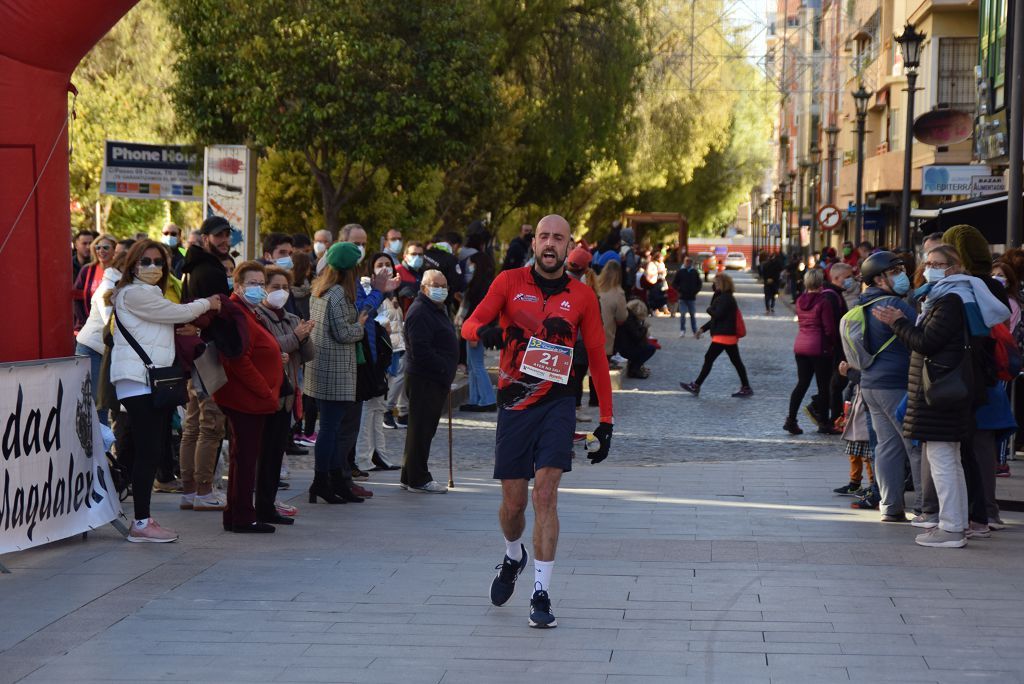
[170,0,500,233]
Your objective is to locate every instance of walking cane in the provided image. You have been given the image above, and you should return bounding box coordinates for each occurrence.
[447,386,455,488]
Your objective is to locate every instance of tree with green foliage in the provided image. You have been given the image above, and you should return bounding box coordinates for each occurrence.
[170,0,499,235]
[69,0,201,238]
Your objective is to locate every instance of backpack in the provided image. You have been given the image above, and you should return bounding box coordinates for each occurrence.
[840,297,896,370]
[991,323,1022,381]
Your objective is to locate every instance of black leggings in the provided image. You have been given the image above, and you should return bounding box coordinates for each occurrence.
[763,282,778,310]
[695,342,750,388]
[120,394,174,520]
[789,354,832,421]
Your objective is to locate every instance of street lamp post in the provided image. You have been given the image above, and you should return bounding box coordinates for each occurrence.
[808,143,821,258]
[798,159,811,259]
[787,171,797,255]
[895,23,926,251]
[824,124,839,205]
[852,84,871,246]
[774,188,784,252]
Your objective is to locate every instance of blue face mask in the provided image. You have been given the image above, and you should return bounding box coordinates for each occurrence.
[226,276,234,289]
[427,287,448,302]
[274,256,293,270]
[843,277,855,290]
[243,285,267,305]
[406,254,424,270]
[890,272,911,295]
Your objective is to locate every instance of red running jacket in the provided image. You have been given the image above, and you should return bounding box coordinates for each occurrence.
[462,267,613,423]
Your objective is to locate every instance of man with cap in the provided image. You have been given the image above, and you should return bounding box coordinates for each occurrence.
[178,215,235,512]
[850,250,916,520]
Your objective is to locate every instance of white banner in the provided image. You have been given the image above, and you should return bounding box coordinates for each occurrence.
[921,165,992,196]
[204,145,253,261]
[100,140,203,202]
[1,358,122,554]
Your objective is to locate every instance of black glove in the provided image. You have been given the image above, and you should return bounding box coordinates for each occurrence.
[589,422,613,464]
[479,325,505,349]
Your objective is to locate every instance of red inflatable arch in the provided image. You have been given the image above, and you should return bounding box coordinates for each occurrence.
[0,0,138,362]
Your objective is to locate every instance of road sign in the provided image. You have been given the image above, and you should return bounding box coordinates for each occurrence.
[817,204,841,230]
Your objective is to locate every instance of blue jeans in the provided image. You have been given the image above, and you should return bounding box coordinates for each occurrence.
[315,398,358,479]
[75,343,108,426]
[467,342,496,406]
[680,300,697,333]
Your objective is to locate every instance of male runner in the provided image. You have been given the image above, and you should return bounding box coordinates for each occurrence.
[462,214,614,629]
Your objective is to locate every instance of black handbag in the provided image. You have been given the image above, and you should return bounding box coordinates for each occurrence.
[922,304,973,407]
[114,313,189,409]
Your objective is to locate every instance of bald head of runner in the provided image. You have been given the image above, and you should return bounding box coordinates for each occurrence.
[534,214,573,278]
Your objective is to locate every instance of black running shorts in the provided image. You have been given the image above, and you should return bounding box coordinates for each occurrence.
[493,396,575,480]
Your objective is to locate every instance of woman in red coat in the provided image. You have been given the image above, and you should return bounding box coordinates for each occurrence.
[785,269,838,435]
[215,261,283,533]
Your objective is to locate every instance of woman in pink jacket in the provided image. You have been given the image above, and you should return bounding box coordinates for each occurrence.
[785,269,839,435]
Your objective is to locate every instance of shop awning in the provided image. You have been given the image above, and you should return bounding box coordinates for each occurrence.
[912,192,1018,243]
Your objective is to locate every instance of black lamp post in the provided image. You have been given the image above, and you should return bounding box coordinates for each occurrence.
[798,158,811,258]
[824,124,839,206]
[852,84,871,246]
[774,188,784,252]
[894,22,925,251]
[808,143,821,258]
[787,171,796,255]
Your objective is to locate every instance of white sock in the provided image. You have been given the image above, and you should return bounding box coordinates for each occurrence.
[504,537,523,561]
[534,560,554,592]
[134,518,150,529]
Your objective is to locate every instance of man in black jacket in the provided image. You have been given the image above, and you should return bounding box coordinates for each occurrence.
[671,257,702,337]
[178,215,233,512]
[759,252,783,314]
[401,269,459,493]
[181,216,232,302]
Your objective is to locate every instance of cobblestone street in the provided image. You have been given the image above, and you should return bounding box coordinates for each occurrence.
[2,273,1023,683]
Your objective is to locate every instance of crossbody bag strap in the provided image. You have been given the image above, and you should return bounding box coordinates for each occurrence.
[114,312,155,367]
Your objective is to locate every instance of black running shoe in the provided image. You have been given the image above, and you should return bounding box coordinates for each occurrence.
[529,586,557,629]
[490,545,528,606]
[832,481,861,496]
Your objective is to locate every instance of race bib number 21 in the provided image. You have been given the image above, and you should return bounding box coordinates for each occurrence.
[519,337,573,384]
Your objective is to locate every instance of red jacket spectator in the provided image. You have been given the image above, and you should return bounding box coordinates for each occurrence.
[214,293,283,415]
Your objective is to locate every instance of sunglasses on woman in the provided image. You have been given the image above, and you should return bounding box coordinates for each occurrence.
[94,244,112,251]
[139,257,165,267]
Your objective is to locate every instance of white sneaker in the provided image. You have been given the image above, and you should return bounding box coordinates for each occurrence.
[910,514,938,529]
[575,408,591,423]
[127,519,178,543]
[409,481,447,494]
[610,353,627,365]
[193,491,227,511]
[179,492,195,510]
[915,527,966,548]
[280,466,290,481]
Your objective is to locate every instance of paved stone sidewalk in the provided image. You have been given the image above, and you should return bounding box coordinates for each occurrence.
[1,454,1023,684]
[2,272,1023,683]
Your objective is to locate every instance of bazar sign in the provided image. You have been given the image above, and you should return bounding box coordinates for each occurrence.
[1,358,121,553]
[921,165,992,196]
[101,140,203,201]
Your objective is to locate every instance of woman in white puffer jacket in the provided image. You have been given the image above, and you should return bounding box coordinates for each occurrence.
[76,251,128,425]
[109,240,220,544]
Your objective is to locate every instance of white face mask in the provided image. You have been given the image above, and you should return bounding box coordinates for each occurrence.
[427,287,448,302]
[265,289,290,309]
[314,242,327,257]
[356,245,366,262]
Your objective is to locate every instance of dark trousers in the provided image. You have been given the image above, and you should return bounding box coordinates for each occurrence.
[402,374,448,488]
[256,409,289,520]
[829,367,849,423]
[763,283,778,311]
[625,344,656,373]
[961,436,988,525]
[120,395,174,521]
[789,354,832,421]
[573,358,589,408]
[315,398,358,483]
[346,401,365,470]
[302,394,319,436]
[695,342,750,387]
[222,408,266,528]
